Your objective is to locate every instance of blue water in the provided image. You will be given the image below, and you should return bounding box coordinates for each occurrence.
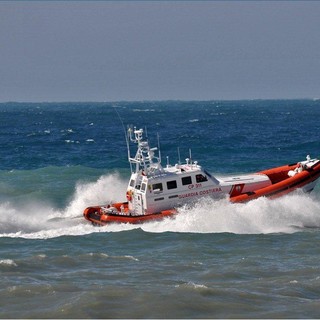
[1,100,320,318]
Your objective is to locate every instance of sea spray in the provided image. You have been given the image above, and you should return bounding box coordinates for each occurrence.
[0,173,130,238]
[64,172,128,218]
[2,184,320,238]
[142,192,320,234]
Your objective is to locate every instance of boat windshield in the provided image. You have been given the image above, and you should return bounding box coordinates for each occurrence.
[204,170,212,178]
[204,169,220,184]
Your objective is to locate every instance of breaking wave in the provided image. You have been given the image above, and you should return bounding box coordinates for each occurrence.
[1,173,320,239]
[143,192,320,234]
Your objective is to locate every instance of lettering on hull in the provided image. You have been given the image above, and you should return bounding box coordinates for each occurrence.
[178,187,222,199]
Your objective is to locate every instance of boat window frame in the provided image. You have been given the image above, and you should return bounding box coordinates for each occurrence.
[141,183,147,192]
[196,174,208,183]
[152,182,163,193]
[182,176,192,185]
[129,179,135,187]
[167,180,177,190]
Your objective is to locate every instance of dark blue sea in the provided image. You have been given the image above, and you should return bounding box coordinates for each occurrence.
[1,100,320,318]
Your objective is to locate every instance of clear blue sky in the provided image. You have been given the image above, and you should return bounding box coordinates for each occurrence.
[1,1,319,102]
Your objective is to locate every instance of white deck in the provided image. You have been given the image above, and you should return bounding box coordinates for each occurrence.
[217,173,271,186]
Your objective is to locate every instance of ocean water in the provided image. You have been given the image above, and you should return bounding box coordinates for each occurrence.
[1,100,320,318]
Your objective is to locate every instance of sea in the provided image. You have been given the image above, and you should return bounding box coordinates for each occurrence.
[1,100,320,319]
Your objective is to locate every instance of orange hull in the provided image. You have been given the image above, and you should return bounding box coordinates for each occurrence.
[83,202,177,226]
[84,160,320,226]
[230,161,320,203]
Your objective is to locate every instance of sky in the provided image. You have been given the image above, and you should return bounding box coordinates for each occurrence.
[0,1,319,102]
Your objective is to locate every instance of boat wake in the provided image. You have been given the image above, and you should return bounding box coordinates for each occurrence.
[151,192,320,234]
[1,174,320,239]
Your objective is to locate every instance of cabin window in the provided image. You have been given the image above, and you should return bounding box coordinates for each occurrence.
[152,183,163,192]
[196,174,208,183]
[167,180,177,190]
[182,176,192,185]
[141,183,147,192]
[129,179,135,187]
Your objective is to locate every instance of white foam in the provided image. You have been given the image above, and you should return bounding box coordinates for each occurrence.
[0,173,128,239]
[64,173,127,218]
[1,173,320,238]
[132,109,155,112]
[141,192,320,234]
[123,255,139,261]
[175,281,208,290]
[0,259,18,267]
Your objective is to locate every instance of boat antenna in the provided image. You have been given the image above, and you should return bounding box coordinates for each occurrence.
[189,148,192,165]
[145,125,150,147]
[145,126,148,139]
[113,106,133,173]
[177,147,181,165]
[157,132,162,164]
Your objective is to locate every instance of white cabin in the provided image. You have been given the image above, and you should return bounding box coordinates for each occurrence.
[125,127,271,215]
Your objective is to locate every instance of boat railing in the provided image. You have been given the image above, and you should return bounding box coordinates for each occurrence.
[127,127,163,175]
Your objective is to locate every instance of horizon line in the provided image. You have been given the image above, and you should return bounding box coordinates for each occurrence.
[1,97,319,104]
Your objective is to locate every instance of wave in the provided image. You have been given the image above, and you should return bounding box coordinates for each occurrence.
[1,173,320,238]
[132,108,156,112]
[0,173,128,239]
[0,259,18,267]
[143,192,320,234]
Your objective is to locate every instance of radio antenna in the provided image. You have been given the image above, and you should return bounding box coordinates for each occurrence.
[157,132,162,164]
[189,148,192,165]
[113,106,132,173]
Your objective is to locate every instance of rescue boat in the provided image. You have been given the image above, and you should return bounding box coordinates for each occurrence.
[83,126,320,226]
